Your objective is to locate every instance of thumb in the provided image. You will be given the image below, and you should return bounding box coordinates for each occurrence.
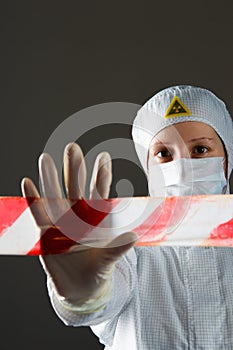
[100,232,138,266]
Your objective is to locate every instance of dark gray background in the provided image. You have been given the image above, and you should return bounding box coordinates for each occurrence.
[0,1,233,349]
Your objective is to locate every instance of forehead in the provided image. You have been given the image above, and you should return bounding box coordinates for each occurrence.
[151,121,220,146]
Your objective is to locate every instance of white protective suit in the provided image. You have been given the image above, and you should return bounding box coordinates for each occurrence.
[46,85,233,349]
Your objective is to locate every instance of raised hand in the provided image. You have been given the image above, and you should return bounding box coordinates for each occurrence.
[21,143,137,312]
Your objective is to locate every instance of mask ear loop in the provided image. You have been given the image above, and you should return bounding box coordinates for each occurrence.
[221,156,228,194]
[218,134,228,178]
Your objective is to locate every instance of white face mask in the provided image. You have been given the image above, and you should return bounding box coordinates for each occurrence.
[148,157,227,197]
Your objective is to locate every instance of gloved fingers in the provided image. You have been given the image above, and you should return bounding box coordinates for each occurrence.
[39,153,63,198]
[89,152,112,199]
[63,143,87,200]
[21,177,52,227]
[39,153,70,223]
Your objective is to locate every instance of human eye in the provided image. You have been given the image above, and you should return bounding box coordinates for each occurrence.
[192,145,209,156]
[155,148,172,159]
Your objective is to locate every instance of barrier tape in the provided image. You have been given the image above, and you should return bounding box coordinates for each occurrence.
[0,195,232,255]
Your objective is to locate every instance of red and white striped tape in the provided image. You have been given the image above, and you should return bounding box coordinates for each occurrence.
[0,195,233,255]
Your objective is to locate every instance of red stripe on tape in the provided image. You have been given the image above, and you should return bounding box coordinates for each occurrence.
[135,197,190,245]
[203,217,233,247]
[0,197,28,235]
[26,198,121,255]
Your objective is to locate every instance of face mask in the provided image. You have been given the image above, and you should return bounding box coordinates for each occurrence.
[148,157,227,197]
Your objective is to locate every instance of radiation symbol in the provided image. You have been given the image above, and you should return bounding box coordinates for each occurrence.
[164,96,192,118]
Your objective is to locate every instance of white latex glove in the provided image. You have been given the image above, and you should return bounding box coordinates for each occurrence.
[21,143,137,313]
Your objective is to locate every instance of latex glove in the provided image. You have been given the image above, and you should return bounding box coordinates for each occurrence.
[21,143,137,313]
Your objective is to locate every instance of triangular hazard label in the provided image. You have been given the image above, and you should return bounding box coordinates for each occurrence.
[164,96,192,118]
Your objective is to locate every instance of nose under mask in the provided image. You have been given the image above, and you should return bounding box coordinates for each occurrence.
[148,157,227,197]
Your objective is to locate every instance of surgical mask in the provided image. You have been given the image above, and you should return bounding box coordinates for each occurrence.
[148,157,227,197]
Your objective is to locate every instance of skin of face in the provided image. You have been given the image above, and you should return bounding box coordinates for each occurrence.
[148,121,227,178]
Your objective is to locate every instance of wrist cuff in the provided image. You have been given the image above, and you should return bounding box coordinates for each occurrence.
[57,280,113,314]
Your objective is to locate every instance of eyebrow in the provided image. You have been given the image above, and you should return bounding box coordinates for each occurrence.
[152,137,214,146]
[187,137,214,143]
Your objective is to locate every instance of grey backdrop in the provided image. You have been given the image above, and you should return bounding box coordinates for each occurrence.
[0,1,233,349]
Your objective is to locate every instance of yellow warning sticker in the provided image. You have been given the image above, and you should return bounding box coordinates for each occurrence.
[164,96,192,118]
